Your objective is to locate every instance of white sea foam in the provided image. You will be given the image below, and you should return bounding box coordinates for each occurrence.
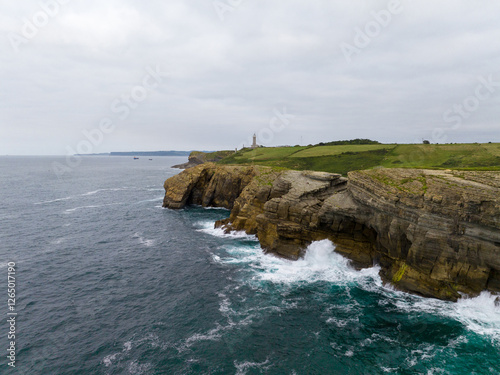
[250,240,380,286]
[211,239,381,290]
[140,333,161,348]
[449,292,500,343]
[446,334,468,348]
[216,290,282,321]
[368,333,398,345]
[64,202,123,213]
[81,190,100,196]
[65,205,103,212]
[127,360,152,375]
[185,326,223,345]
[210,244,264,267]
[50,237,66,245]
[178,296,262,353]
[213,229,500,345]
[393,290,500,345]
[135,196,164,204]
[426,369,447,375]
[326,316,359,328]
[102,352,120,367]
[140,238,155,247]
[102,341,133,367]
[234,359,272,375]
[196,221,257,240]
[132,232,155,247]
[202,206,230,211]
[35,188,130,205]
[218,292,233,315]
[82,188,129,195]
[34,196,74,205]
[381,367,398,373]
[176,324,232,353]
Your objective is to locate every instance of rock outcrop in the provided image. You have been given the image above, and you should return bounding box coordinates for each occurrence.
[172,151,233,169]
[163,164,500,301]
[163,163,260,209]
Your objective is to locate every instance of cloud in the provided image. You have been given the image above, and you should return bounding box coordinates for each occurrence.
[1,0,499,155]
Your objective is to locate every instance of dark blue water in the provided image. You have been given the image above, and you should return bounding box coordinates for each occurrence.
[1,156,499,374]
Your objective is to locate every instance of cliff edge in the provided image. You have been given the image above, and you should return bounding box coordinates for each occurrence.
[172,151,234,169]
[163,164,500,301]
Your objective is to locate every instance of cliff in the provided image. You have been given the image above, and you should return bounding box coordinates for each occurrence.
[172,151,234,169]
[163,164,500,301]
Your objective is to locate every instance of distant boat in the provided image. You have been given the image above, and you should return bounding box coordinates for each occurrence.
[149,159,153,161]
[133,157,139,160]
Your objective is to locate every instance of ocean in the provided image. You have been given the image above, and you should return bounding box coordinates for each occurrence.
[0,156,499,374]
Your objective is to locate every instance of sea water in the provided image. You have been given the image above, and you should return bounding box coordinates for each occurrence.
[0,156,498,374]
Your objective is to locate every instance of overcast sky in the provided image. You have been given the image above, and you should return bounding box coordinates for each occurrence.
[1,0,499,155]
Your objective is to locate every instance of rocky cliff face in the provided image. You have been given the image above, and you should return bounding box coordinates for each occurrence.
[171,154,204,169]
[163,164,500,301]
[163,163,260,209]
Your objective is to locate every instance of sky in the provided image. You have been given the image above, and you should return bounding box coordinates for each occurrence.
[1,0,499,155]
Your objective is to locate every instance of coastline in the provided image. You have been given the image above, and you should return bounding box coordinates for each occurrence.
[163,163,500,301]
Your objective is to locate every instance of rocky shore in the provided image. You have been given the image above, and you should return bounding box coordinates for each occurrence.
[163,163,500,301]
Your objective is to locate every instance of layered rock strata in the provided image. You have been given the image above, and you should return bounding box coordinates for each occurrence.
[163,164,500,301]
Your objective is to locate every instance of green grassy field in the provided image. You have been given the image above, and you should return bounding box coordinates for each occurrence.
[194,150,235,162]
[217,143,500,175]
[290,144,394,158]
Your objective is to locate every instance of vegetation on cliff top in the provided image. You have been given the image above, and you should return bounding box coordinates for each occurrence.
[217,142,500,176]
[316,138,381,146]
[191,150,235,162]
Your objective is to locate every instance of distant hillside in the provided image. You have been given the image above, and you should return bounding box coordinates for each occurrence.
[218,143,500,175]
[110,151,194,157]
[316,138,380,146]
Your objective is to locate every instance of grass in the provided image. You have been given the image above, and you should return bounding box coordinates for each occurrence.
[220,146,308,163]
[373,173,429,195]
[195,150,235,162]
[217,143,500,175]
[290,144,395,158]
[379,143,500,170]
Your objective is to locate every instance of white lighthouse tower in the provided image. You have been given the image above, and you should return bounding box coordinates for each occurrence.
[251,133,258,149]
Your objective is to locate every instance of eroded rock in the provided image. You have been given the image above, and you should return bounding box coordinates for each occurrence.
[163,165,500,301]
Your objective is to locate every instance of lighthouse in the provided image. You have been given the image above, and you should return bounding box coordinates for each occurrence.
[251,133,258,149]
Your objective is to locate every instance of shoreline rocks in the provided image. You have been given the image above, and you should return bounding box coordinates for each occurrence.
[163,164,500,301]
